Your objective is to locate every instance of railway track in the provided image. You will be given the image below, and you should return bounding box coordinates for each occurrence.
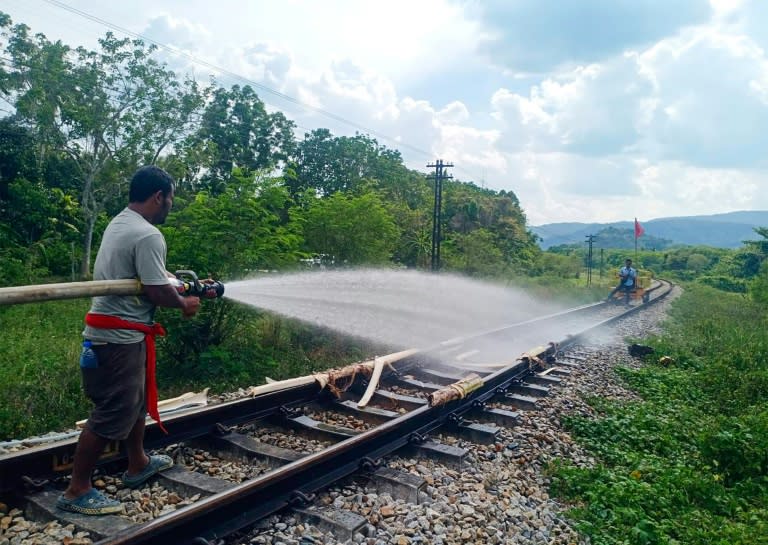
[0,280,673,545]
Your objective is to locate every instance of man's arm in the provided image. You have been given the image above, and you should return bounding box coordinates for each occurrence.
[134,235,200,317]
[143,284,200,317]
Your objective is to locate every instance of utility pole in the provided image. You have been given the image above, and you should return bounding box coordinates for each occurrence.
[427,159,453,272]
[599,248,604,279]
[585,234,596,286]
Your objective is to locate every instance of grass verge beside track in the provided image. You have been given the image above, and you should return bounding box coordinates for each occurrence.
[551,285,768,545]
[0,299,377,440]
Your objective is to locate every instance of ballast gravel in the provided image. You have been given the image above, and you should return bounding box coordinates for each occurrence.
[228,289,680,545]
[0,289,679,545]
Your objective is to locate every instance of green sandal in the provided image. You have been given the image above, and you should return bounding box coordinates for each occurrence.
[121,454,174,488]
[56,488,123,516]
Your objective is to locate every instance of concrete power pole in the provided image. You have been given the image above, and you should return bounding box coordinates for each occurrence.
[427,159,453,272]
[585,234,596,286]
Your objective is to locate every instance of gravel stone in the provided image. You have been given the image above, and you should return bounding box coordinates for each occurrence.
[0,288,678,545]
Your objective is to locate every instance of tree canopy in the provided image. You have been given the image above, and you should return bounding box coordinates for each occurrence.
[0,11,540,284]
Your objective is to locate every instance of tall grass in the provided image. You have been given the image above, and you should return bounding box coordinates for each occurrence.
[0,300,90,438]
[551,285,768,545]
[0,299,380,440]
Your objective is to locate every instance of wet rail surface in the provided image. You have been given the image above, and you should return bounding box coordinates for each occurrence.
[0,280,673,545]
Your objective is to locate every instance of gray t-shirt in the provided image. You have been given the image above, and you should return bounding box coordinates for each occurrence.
[83,207,171,344]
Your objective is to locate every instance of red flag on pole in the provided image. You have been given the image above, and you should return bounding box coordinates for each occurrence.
[634,218,645,238]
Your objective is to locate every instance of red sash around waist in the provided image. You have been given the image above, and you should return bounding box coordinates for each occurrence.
[85,313,168,433]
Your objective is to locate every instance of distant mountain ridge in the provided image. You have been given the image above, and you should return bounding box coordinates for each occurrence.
[531,211,768,249]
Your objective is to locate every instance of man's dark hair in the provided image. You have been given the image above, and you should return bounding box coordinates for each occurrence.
[129,166,174,203]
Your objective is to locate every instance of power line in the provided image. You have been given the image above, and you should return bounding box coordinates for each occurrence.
[39,0,435,159]
[8,1,489,186]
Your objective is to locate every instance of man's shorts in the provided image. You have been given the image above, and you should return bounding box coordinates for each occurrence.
[81,341,146,440]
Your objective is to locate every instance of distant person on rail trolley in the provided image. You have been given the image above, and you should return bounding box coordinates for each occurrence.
[57,166,201,516]
[607,258,637,305]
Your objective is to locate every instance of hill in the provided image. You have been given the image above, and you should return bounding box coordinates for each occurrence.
[531,211,768,249]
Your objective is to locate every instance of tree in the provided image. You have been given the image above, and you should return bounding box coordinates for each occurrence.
[0,178,80,282]
[181,85,296,195]
[390,205,432,268]
[0,118,38,189]
[301,191,399,265]
[533,252,582,278]
[441,181,540,272]
[291,129,404,197]
[1,17,205,277]
[744,227,768,262]
[750,261,768,304]
[686,253,710,273]
[163,169,303,277]
[442,229,505,276]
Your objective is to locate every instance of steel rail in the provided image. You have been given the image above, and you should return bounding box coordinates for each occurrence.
[1,280,674,544]
[100,358,534,545]
[0,293,623,493]
[0,382,322,493]
[97,280,676,544]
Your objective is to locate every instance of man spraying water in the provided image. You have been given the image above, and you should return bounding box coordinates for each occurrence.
[58,166,201,515]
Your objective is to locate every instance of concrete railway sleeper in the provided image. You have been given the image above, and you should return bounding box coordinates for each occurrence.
[0,280,673,545]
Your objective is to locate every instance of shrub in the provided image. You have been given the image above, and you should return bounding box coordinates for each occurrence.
[697,275,747,293]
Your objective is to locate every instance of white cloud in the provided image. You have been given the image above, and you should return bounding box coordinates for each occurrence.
[490,56,654,156]
[437,101,470,124]
[4,0,768,225]
[510,154,767,225]
[638,27,768,167]
[633,160,765,217]
[473,0,711,72]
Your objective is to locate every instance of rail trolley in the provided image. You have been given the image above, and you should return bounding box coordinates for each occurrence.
[608,269,652,303]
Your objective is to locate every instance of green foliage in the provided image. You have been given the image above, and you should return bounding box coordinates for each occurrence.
[156,299,276,391]
[714,250,762,279]
[290,129,403,197]
[389,205,432,269]
[552,286,768,545]
[301,191,400,265]
[697,275,747,293]
[0,297,377,439]
[0,178,81,283]
[163,169,303,276]
[442,229,505,276]
[182,85,296,195]
[530,251,582,278]
[0,118,38,184]
[698,412,768,485]
[1,16,206,277]
[686,253,710,272]
[0,300,91,438]
[441,182,540,271]
[751,261,768,304]
[743,227,768,259]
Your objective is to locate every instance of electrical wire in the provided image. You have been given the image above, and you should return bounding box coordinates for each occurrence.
[5,1,485,183]
[39,0,436,159]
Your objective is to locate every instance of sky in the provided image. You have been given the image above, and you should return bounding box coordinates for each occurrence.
[1,0,767,225]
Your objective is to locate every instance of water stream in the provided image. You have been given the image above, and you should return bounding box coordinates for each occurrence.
[224,269,566,351]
